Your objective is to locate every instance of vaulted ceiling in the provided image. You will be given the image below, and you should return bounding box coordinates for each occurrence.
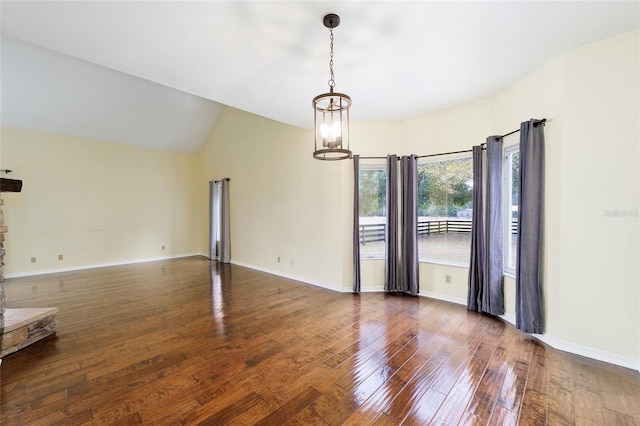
[1,1,638,153]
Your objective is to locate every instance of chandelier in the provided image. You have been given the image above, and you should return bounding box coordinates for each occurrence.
[312,13,352,160]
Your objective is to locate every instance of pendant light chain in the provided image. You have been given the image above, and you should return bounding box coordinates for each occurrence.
[328,28,335,90]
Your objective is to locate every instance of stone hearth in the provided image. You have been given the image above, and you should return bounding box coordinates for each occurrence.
[1,308,58,358]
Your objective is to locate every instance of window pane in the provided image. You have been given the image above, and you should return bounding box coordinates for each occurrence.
[508,151,519,269]
[359,167,386,258]
[417,157,473,264]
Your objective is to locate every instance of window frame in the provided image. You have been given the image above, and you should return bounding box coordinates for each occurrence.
[503,144,519,276]
[358,162,387,260]
[417,154,473,267]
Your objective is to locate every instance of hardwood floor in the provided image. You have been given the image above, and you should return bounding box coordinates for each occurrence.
[1,257,638,425]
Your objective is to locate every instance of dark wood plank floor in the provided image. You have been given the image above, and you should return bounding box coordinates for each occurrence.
[1,257,639,425]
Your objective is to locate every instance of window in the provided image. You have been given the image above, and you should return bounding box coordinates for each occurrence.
[417,156,473,264]
[358,164,386,258]
[504,146,519,274]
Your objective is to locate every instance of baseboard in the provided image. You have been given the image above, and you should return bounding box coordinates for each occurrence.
[4,253,205,279]
[498,314,638,371]
[419,291,467,306]
[534,333,639,371]
[229,259,344,293]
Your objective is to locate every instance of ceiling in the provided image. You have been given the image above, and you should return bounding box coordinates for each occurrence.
[1,1,639,153]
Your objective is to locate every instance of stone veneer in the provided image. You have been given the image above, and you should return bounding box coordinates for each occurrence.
[0,308,58,357]
[1,198,5,317]
[0,197,58,359]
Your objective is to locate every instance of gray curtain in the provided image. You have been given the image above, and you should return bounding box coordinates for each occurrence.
[467,146,485,311]
[400,155,419,295]
[468,138,504,315]
[353,155,361,293]
[516,120,545,333]
[212,178,231,263]
[221,178,231,263]
[385,155,399,292]
[484,138,504,315]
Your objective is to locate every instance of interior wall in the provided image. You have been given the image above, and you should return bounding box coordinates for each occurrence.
[493,28,639,365]
[0,126,203,276]
[199,107,353,290]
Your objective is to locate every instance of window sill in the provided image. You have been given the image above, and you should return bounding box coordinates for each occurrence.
[419,259,469,268]
[503,270,516,279]
[360,257,470,269]
[360,256,384,261]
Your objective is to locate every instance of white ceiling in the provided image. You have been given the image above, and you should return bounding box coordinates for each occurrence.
[1,1,639,153]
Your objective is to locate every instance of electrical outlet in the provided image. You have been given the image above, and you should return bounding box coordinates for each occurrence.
[445,275,452,284]
[290,259,294,266]
[58,254,64,261]
[162,245,165,250]
[277,256,280,263]
[31,257,36,263]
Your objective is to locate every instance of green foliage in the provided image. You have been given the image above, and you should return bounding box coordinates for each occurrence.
[359,169,386,217]
[418,157,472,217]
[358,157,473,218]
[511,151,520,207]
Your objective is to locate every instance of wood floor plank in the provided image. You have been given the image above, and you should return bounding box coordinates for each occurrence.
[1,257,639,425]
[254,386,321,425]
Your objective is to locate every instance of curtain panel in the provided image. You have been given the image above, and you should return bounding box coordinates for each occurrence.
[467,146,485,311]
[467,138,504,315]
[516,119,545,333]
[211,179,231,263]
[353,155,361,293]
[385,155,400,292]
[220,178,231,263]
[484,138,505,315]
[400,155,419,295]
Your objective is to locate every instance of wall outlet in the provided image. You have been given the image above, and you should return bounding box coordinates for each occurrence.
[58,254,64,261]
[290,259,294,266]
[445,275,452,284]
[162,245,165,250]
[30,257,36,263]
[277,256,280,263]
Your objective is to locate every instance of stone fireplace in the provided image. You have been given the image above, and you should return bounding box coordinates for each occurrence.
[1,178,58,358]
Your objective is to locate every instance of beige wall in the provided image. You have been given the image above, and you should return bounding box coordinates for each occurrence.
[0,127,203,275]
[494,29,639,366]
[200,107,353,289]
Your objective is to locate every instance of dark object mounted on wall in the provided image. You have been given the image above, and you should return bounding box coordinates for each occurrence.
[0,178,23,193]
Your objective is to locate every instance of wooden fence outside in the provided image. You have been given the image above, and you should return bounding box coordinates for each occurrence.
[359,218,517,245]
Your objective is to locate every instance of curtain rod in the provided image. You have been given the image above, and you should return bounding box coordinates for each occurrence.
[497,118,546,139]
[356,118,547,160]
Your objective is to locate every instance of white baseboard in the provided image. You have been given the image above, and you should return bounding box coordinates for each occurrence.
[534,333,639,371]
[499,314,638,371]
[419,291,467,306]
[229,259,345,293]
[4,253,205,279]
